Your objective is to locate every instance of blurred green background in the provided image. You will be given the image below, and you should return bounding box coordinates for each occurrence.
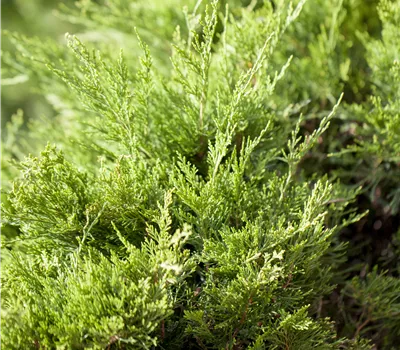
[1,0,76,129]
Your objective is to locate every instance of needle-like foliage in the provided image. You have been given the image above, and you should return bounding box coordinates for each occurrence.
[1,0,399,349]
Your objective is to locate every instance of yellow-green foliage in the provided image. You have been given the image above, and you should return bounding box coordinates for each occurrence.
[2,1,399,349]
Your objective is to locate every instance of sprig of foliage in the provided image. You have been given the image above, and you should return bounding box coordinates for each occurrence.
[2,0,400,349]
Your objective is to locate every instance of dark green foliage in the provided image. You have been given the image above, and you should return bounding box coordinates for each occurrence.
[1,0,399,349]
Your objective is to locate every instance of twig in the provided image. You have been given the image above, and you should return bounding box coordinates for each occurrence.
[282,272,292,289]
[353,316,371,339]
[231,296,253,343]
[161,320,165,340]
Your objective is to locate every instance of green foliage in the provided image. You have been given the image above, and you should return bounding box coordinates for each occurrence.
[341,269,400,347]
[2,193,194,349]
[337,0,400,214]
[4,146,90,240]
[2,0,400,349]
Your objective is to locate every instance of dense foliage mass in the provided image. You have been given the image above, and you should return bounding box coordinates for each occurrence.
[1,0,399,349]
